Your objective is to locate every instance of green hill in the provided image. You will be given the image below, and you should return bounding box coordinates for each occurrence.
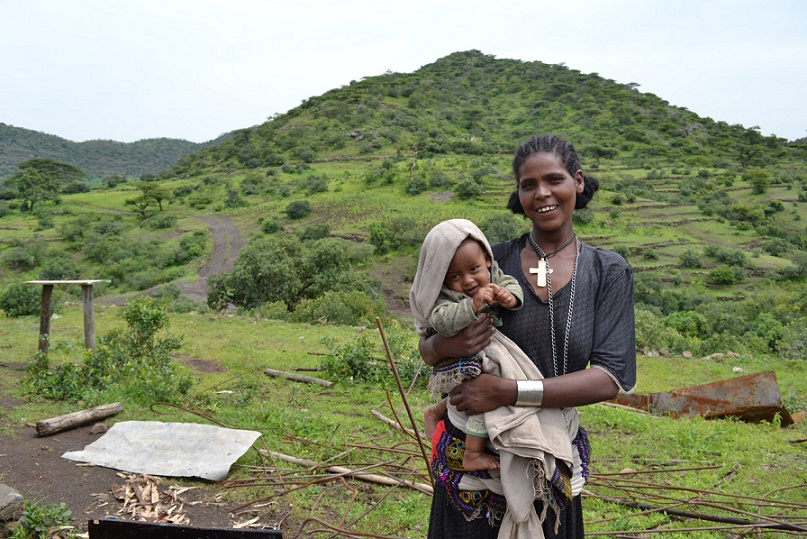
[0,123,229,179]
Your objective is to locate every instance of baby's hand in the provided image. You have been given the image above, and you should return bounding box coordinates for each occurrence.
[492,285,518,309]
[471,285,497,313]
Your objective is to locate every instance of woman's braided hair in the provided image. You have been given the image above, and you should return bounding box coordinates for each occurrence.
[507,134,599,214]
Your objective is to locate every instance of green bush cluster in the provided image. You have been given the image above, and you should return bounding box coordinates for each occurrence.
[369,217,423,254]
[24,296,191,405]
[208,236,378,313]
[0,282,44,317]
[320,320,423,387]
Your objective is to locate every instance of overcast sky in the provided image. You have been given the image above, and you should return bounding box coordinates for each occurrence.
[1,0,805,143]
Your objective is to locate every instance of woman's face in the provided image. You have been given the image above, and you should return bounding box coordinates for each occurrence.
[517,152,584,234]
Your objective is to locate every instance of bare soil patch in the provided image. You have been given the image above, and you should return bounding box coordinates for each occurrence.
[0,359,266,534]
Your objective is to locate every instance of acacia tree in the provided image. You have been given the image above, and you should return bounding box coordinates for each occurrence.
[137,182,174,211]
[4,167,60,211]
[4,158,85,211]
[125,195,152,219]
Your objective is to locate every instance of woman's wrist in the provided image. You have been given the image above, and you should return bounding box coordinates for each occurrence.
[515,380,544,407]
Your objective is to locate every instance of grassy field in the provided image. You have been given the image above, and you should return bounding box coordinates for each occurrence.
[1,303,805,537]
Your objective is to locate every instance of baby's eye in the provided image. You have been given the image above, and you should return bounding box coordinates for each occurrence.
[446,274,459,282]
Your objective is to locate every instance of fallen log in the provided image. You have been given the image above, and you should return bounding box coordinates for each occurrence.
[36,402,123,437]
[264,450,433,495]
[263,368,334,388]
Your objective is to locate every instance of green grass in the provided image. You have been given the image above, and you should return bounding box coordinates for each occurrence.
[1,302,805,537]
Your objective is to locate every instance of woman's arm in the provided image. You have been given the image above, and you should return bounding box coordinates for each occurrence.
[449,368,619,415]
[418,313,495,366]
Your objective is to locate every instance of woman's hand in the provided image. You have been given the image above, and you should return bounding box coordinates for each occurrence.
[449,374,517,416]
[419,314,495,366]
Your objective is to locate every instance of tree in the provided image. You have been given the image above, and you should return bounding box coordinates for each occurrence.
[586,145,617,165]
[4,167,61,211]
[4,158,86,211]
[17,158,86,182]
[125,196,152,219]
[137,182,174,211]
[207,236,374,311]
[745,168,772,195]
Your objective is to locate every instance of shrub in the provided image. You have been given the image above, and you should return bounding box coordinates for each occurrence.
[0,282,43,317]
[299,224,330,241]
[62,180,91,194]
[613,245,630,260]
[294,290,386,326]
[320,320,422,387]
[142,213,177,229]
[634,308,689,353]
[369,217,423,254]
[285,200,312,219]
[208,236,375,311]
[261,218,280,234]
[481,213,524,243]
[39,256,78,280]
[13,500,76,539]
[406,175,428,195]
[24,296,190,405]
[250,300,290,321]
[455,178,484,200]
[94,219,125,237]
[225,188,247,208]
[572,208,595,224]
[679,249,703,268]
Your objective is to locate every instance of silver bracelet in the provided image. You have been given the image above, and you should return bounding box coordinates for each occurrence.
[515,380,544,407]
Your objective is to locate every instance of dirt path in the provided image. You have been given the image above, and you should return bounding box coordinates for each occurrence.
[100,214,245,306]
[175,215,245,303]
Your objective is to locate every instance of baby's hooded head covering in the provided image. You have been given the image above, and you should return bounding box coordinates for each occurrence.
[409,219,493,336]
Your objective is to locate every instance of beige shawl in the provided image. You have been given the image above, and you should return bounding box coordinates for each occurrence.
[410,219,580,538]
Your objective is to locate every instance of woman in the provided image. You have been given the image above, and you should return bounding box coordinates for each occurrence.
[420,134,636,538]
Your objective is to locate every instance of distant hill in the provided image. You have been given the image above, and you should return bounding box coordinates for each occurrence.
[0,123,230,179]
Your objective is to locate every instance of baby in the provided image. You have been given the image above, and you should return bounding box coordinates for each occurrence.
[417,220,523,471]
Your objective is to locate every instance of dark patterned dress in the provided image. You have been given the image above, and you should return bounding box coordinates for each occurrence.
[427,235,636,539]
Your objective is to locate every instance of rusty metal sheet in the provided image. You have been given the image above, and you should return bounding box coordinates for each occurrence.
[611,371,793,427]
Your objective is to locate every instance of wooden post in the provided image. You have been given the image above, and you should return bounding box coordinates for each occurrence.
[25,280,110,355]
[38,284,53,354]
[82,283,96,351]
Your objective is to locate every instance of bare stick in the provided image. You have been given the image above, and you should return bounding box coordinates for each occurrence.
[375,317,433,488]
[266,450,432,495]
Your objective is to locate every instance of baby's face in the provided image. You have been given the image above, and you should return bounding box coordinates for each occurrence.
[444,239,491,297]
